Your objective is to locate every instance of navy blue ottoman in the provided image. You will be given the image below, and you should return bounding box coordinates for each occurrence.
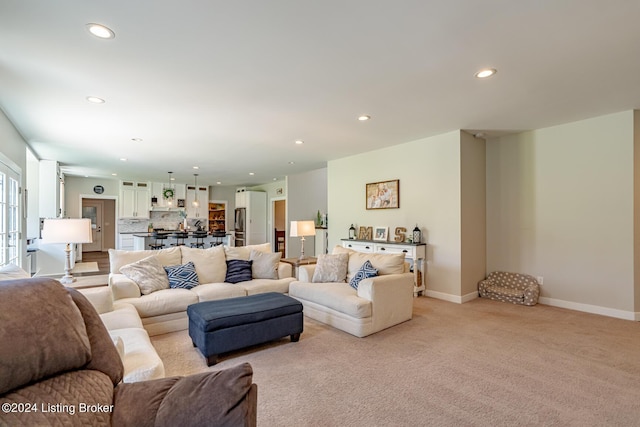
[188,292,303,366]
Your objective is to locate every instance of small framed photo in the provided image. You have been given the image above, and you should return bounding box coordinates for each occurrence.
[373,226,389,241]
[366,179,399,210]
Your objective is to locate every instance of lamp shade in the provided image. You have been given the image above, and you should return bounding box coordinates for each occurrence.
[42,218,93,244]
[290,220,315,237]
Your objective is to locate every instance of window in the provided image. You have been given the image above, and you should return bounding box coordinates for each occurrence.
[0,156,21,266]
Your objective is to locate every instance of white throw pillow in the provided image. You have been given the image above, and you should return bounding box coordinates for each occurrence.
[311,253,348,283]
[119,256,169,295]
[250,250,281,280]
[181,245,227,284]
[225,242,271,261]
[109,247,181,272]
[333,246,405,280]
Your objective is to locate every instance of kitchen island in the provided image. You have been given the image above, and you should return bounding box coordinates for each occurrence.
[132,231,232,251]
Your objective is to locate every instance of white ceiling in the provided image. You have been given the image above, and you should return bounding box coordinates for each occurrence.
[1,1,640,186]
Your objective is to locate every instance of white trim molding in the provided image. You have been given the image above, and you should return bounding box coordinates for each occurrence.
[538,296,638,321]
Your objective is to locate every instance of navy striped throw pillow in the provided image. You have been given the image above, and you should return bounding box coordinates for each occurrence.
[349,260,378,290]
[164,261,200,289]
[225,259,253,284]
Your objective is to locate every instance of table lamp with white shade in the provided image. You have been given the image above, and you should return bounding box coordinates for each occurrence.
[290,220,315,260]
[41,218,93,284]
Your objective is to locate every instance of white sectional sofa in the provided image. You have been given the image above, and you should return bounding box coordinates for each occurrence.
[78,286,165,383]
[108,243,295,336]
[289,246,415,337]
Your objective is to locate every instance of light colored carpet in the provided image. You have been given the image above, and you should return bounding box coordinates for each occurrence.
[71,261,99,273]
[151,297,640,426]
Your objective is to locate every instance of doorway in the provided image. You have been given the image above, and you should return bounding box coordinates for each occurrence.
[272,198,286,256]
[81,198,116,253]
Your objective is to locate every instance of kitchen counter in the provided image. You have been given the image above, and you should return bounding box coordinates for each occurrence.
[132,232,232,250]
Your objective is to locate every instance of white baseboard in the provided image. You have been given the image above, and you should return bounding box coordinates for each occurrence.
[538,296,639,321]
[424,290,478,304]
[424,291,639,321]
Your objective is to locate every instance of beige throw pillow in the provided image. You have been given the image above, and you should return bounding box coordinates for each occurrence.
[119,255,169,295]
[333,245,405,280]
[250,250,281,279]
[311,253,348,283]
[181,245,227,284]
[225,242,271,261]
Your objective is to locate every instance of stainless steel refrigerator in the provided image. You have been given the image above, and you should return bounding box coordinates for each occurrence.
[234,207,246,246]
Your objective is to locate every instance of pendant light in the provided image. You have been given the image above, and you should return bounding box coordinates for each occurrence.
[192,174,200,208]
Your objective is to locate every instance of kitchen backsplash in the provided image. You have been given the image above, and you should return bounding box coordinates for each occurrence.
[119,212,208,232]
[117,218,149,233]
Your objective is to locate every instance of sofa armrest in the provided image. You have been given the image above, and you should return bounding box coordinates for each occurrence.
[112,363,256,427]
[277,262,293,279]
[297,265,316,282]
[357,273,414,330]
[109,273,141,300]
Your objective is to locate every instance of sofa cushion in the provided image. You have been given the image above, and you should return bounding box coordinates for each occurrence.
[224,242,271,261]
[242,277,296,295]
[120,255,170,295]
[109,327,165,383]
[349,260,378,290]
[109,247,182,273]
[333,246,405,280]
[225,259,253,284]
[289,281,372,318]
[79,286,114,314]
[120,288,198,318]
[191,282,248,301]
[181,245,227,284]
[250,250,281,279]
[0,278,92,395]
[164,261,200,290]
[101,302,144,330]
[312,253,348,283]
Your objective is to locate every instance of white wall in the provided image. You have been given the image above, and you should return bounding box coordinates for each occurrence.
[486,111,636,316]
[328,130,475,298]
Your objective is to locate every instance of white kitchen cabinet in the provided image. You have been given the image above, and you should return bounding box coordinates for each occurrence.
[120,181,150,218]
[150,182,186,208]
[118,233,135,250]
[235,187,247,208]
[342,239,427,296]
[186,185,209,219]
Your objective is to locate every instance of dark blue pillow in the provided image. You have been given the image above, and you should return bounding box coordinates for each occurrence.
[164,261,200,289]
[349,260,378,290]
[225,259,253,284]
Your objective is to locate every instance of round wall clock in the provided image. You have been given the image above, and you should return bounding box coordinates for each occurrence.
[93,185,104,194]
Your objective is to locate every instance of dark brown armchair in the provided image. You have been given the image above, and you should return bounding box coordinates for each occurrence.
[0,278,257,427]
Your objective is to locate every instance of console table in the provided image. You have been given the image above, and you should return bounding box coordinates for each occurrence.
[341,239,427,296]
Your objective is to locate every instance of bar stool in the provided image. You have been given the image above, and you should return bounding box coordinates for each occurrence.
[149,232,167,250]
[171,231,188,247]
[190,231,207,248]
[210,231,225,247]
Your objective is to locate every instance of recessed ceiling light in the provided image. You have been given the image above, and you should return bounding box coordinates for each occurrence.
[131,138,143,142]
[193,166,199,170]
[120,158,127,162]
[111,173,117,176]
[86,96,105,104]
[288,161,295,165]
[358,115,371,121]
[86,23,115,39]
[249,172,255,176]
[273,178,277,181]
[216,181,222,185]
[295,140,304,145]
[474,68,497,79]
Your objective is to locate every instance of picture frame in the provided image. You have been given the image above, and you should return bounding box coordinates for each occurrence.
[366,179,399,210]
[373,226,389,241]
